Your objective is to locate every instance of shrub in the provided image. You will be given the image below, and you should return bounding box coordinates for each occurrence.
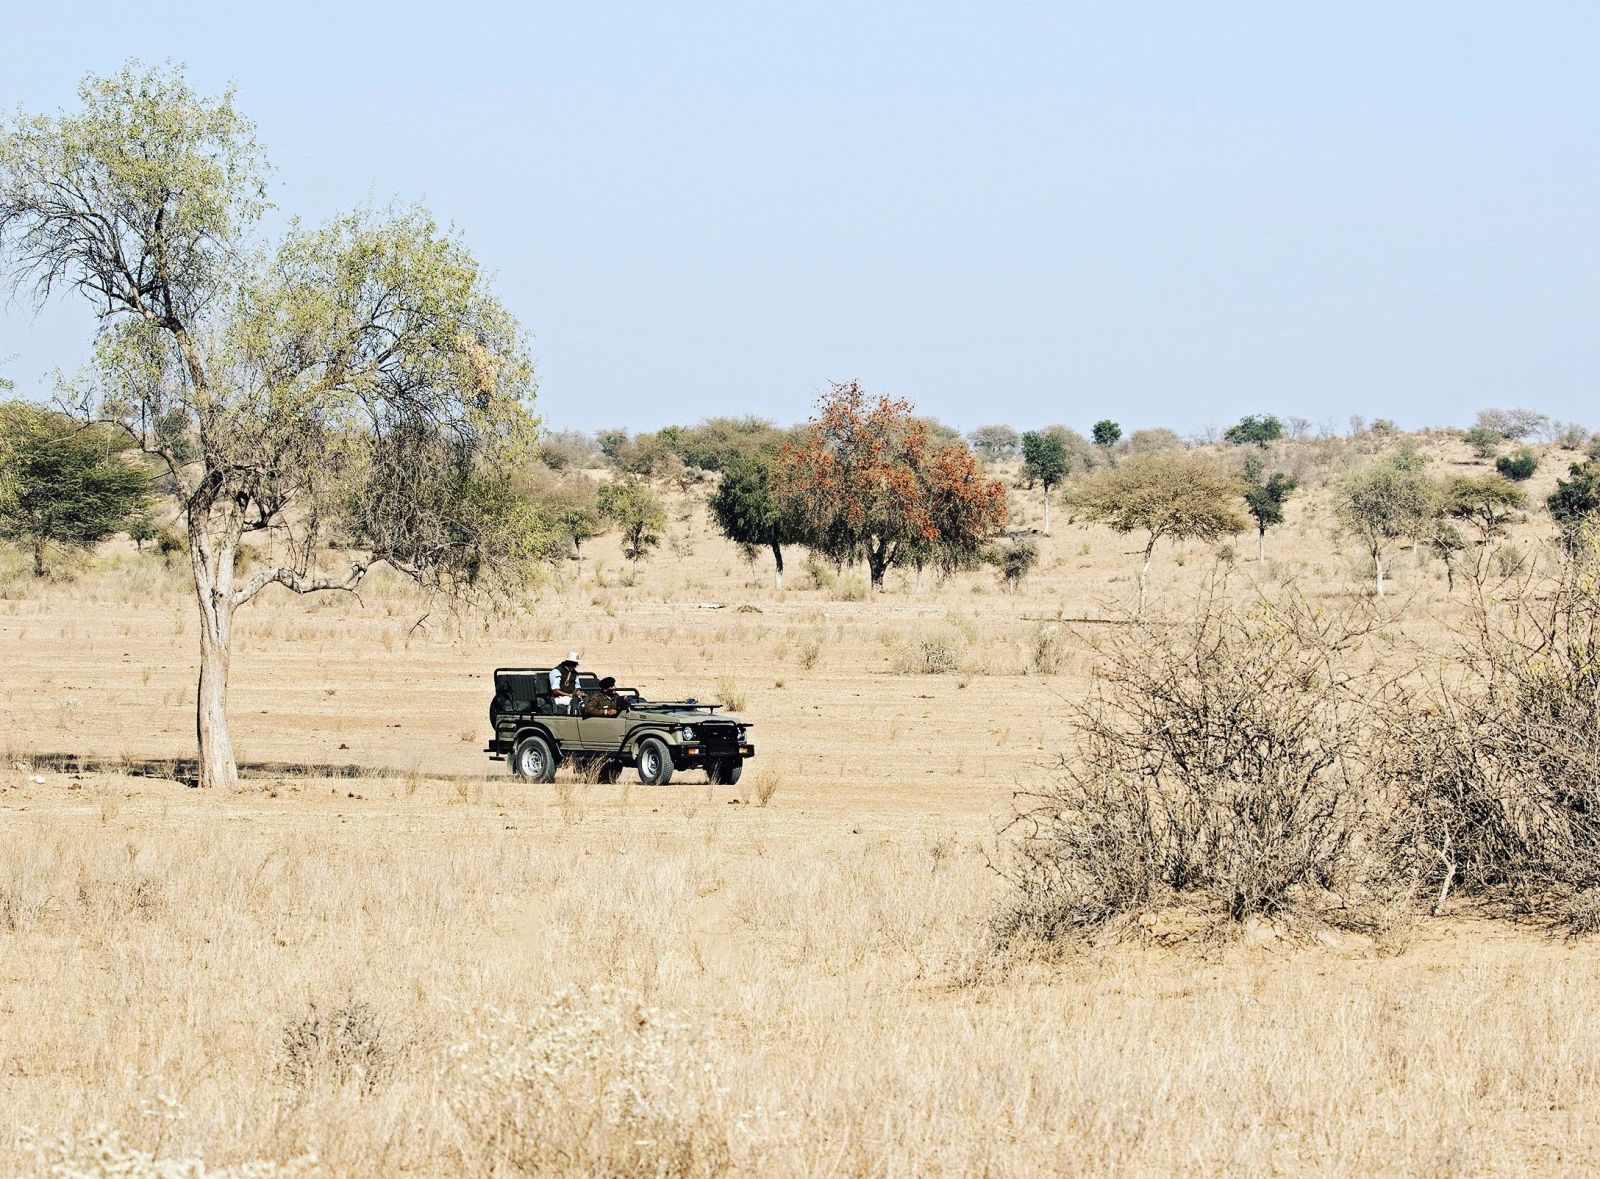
[1378,556,1600,927]
[1223,414,1284,446]
[888,631,962,674]
[1556,422,1591,450]
[917,640,959,674]
[20,1125,313,1177]
[715,674,747,711]
[278,998,392,1093]
[992,537,1039,590]
[1495,449,1538,481]
[1030,622,1065,674]
[995,585,1399,944]
[830,574,868,602]
[155,528,187,566]
[797,635,823,669]
[539,429,600,470]
[450,987,740,1177]
[1549,460,1600,545]
[1463,425,1502,459]
[1124,427,1185,455]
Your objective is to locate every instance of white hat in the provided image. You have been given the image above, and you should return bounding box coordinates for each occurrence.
[562,651,581,663]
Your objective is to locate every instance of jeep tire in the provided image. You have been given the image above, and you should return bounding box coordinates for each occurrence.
[708,758,743,785]
[511,734,557,783]
[636,737,674,786]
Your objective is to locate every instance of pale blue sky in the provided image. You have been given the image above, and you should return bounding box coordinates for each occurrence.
[3,2,1598,435]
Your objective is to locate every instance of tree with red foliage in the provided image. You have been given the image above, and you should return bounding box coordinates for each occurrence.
[776,381,1008,590]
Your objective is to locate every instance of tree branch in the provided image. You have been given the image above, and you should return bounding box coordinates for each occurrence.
[232,561,370,607]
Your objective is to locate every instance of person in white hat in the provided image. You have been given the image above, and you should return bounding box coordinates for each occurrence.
[548,654,582,713]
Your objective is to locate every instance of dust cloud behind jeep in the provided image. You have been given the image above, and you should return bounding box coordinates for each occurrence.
[485,667,754,786]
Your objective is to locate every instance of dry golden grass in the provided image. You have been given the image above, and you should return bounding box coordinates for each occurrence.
[2,435,1597,1175]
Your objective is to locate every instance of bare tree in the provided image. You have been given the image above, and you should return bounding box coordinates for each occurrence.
[0,64,545,788]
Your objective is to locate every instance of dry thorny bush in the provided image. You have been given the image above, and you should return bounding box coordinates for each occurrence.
[1380,537,1600,930]
[995,578,1412,946]
[998,542,1600,948]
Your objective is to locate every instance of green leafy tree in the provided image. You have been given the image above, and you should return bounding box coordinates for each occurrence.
[1463,425,1502,460]
[597,478,666,564]
[595,428,630,463]
[0,403,152,575]
[128,510,159,552]
[1068,453,1246,616]
[515,469,601,559]
[1548,460,1600,549]
[1426,520,1467,591]
[992,536,1039,591]
[1241,453,1297,560]
[1336,449,1442,596]
[1444,472,1524,544]
[1020,430,1069,535]
[0,63,543,789]
[1223,414,1285,446]
[1495,449,1538,481]
[1091,419,1122,449]
[708,453,802,588]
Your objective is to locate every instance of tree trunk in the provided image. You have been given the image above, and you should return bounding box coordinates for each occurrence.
[770,542,784,591]
[1043,485,1052,536]
[1137,539,1155,618]
[1258,526,1266,562]
[190,523,240,790]
[1374,552,1386,597]
[33,540,45,578]
[867,543,887,591]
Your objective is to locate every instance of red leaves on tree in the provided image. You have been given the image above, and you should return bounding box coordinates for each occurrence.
[775,381,1008,587]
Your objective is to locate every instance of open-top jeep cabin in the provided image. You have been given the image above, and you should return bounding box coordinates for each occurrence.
[486,667,754,785]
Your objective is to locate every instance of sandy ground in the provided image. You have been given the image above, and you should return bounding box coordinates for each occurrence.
[3,439,1599,1175]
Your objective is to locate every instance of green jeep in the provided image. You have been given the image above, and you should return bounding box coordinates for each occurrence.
[485,667,754,785]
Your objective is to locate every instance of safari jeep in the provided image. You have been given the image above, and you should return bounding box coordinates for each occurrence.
[485,667,754,786]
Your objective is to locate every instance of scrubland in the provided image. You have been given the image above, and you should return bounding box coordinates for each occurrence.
[4,433,1600,1176]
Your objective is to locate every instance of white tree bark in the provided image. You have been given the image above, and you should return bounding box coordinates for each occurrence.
[189,523,239,791]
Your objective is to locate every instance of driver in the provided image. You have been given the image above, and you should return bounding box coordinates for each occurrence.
[581,675,624,718]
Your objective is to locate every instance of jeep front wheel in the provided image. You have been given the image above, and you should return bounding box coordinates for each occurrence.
[636,737,674,786]
[708,759,743,785]
[512,735,557,783]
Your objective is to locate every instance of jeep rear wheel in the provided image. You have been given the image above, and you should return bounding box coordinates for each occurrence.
[708,759,743,785]
[512,735,557,783]
[636,737,674,786]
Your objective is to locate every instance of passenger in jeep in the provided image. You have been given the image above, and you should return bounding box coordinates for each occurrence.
[549,654,582,713]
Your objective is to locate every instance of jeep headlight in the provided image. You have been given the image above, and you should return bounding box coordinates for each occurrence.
[678,726,696,741]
